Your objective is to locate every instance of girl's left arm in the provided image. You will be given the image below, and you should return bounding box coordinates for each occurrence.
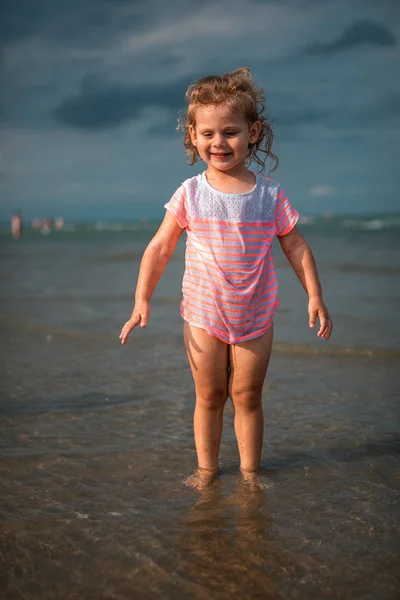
[278,226,333,340]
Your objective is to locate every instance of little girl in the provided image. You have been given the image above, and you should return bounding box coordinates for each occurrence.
[120,67,332,490]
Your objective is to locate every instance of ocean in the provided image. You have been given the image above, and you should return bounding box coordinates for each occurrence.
[0,214,399,599]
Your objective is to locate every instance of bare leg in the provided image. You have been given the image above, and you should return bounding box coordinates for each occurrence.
[229,325,273,473]
[183,323,229,488]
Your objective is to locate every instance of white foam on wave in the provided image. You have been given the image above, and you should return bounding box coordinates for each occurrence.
[342,216,400,230]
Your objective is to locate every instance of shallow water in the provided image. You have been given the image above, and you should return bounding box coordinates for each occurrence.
[0,219,399,599]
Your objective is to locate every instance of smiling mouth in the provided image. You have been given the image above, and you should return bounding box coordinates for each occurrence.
[211,152,231,157]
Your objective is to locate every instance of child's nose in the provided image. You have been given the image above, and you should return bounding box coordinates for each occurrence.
[213,134,225,147]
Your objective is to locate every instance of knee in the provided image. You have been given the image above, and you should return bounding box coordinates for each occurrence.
[231,386,262,411]
[196,386,228,411]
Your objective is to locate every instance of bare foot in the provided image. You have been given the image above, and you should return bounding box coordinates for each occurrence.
[184,468,218,491]
[240,469,273,492]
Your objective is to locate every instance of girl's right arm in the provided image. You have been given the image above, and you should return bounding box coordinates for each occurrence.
[119,211,184,344]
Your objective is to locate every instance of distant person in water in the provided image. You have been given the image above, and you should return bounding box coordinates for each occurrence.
[11,211,23,239]
[41,217,53,235]
[54,217,64,231]
[120,67,333,490]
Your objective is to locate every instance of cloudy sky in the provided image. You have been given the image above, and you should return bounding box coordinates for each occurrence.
[0,0,399,221]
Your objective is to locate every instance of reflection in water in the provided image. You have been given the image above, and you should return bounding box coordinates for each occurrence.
[1,444,399,599]
[176,479,280,599]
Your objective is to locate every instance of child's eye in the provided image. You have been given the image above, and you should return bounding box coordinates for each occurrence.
[226,131,237,136]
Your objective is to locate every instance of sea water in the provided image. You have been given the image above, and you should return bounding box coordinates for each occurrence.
[0,215,399,599]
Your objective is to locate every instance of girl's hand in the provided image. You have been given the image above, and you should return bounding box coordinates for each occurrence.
[308,296,333,340]
[119,301,150,344]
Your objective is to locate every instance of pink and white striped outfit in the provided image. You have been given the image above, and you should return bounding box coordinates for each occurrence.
[165,172,299,344]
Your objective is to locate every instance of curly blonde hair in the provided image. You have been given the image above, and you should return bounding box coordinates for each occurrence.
[177,67,278,173]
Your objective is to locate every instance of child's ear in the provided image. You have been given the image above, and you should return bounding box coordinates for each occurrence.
[249,121,261,144]
[189,125,197,146]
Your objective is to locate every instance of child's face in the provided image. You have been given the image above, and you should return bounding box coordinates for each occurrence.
[189,103,260,173]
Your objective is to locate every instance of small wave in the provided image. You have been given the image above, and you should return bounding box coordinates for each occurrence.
[341,216,400,231]
[60,224,79,232]
[298,216,315,225]
[273,342,400,358]
[92,221,150,232]
[0,314,108,341]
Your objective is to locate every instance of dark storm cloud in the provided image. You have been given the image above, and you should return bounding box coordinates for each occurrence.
[350,93,400,126]
[54,74,333,133]
[305,20,396,55]
[252,0,327,3]
[0,0,147,47]
[54,77,195,130]
[274,94,400,141]
[0,0,218,48]
[274,94,400,139]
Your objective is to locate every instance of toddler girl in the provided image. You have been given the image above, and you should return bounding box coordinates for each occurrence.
[120,67,332,490]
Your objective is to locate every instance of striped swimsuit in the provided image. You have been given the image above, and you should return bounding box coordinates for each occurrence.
[165,171,299,344]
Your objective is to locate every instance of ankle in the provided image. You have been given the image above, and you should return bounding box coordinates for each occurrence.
[240,466,260,474]
[198,466,218,474]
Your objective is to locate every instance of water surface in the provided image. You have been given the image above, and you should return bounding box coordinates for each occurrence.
[0,217,399,599]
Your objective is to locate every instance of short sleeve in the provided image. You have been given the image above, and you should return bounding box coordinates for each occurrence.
[275,187,299,236]
[164,185,189,229]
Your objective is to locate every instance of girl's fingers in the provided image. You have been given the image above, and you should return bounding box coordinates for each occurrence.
[139,313,149,328]
[309,310,317,328]
[120,324,130,344]
[120,312,150,343]
[119,316,139,343]
[309,304,332,340]
[317,313,327,336]
[320,319,332,340]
